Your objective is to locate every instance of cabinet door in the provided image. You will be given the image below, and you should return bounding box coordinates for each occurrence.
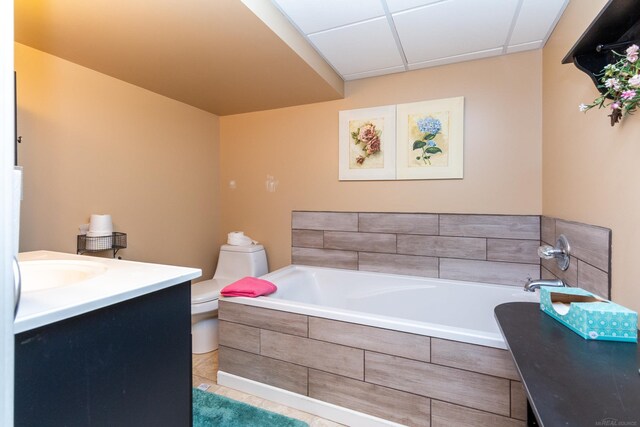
[15,282,192,427]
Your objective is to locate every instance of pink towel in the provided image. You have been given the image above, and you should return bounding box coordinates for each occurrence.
[220,276,277,298]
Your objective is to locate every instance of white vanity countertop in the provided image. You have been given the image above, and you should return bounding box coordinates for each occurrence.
[15,251,201,334]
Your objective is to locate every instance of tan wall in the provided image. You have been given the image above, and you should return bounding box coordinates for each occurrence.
[543,1,640,315]
[220,51,543,270]
[15,43,221,280]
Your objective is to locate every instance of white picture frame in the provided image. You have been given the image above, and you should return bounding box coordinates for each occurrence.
[338,105,396,181]
[396,96,464,180]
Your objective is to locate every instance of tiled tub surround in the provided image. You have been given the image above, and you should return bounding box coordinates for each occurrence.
[292,212,542,287]
[292,211,612,297]
[219,300,528,427]
[541,216,611,298]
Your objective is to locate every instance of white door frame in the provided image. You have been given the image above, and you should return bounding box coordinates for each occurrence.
[0,0,15,425]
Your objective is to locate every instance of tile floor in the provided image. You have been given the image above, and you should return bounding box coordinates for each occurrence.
[192,351,345,426]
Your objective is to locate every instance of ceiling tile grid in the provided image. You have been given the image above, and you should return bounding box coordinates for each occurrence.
[272,0,569,80]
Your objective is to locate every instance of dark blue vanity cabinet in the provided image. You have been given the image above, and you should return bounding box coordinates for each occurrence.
[14,282,192,427]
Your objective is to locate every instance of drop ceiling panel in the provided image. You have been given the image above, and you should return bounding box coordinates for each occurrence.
[308,17,405,76]
[507,40,543,54]
[393,0,519,64]
[271,0,568,81]
[509,0,568,46]
[407,47,503,70]
[344,65,406,81]
[273,0,385,34]
[385,0,446,13]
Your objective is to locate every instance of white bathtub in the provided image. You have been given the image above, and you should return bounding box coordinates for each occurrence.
[236,265,539,349]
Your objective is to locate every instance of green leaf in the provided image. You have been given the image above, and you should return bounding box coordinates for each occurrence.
[423,133,436,140]
[425,147,442,154]
[413,140,427,150]
[415,156,421,160]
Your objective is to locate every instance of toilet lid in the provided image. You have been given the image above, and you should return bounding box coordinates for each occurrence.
[191,278,232,304]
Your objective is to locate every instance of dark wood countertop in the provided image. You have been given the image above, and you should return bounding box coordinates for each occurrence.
[495,302,640,427]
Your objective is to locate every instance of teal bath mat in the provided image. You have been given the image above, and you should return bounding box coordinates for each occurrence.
[192,388,309,427]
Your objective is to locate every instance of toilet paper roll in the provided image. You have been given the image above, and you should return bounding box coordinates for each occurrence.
[88,214,113,237]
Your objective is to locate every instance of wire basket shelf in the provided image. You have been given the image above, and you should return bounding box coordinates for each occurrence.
[77,232,127,258]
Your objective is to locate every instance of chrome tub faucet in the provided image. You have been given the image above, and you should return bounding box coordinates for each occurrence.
[524,278,566,292]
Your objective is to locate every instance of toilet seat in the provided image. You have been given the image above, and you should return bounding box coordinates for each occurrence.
[191,278,232,304]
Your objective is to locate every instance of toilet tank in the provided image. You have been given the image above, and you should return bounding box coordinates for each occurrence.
[213,244,268,280]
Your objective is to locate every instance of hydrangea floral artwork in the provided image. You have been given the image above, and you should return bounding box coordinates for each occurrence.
[408,112,449,168]
[349,118,384,169]
[579,44,640,126]
[396,97,463,180]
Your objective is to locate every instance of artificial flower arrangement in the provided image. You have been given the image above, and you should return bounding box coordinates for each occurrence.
[579,44,640,126]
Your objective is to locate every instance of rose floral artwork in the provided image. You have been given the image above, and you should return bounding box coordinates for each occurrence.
[349,118,384,169]
[407,112,450,168]
[339,105,396,181]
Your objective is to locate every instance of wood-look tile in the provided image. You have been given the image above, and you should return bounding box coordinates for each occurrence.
[324,231,396,253]
[292,230,324,248]
[365,352,510,416]
[291,247,358,270]
[541,256,577,287]
[358,252,438,278]
[511,381,527,421]
[358,213,438,235]
[439,215,540,240]
[219,300,308,337]
[439,259,540,286]
[432,400,525,427]
[555,220,611,272]
[577,260,610,299]
[541,267,558,280]
[397,235,486,260]
[431,338,519,380]
[487,239,540,264]
[541,216,555,245]
[219,320,260,354]
[261,330,364,380]
[309,317,431,362]
[309,369,431,427]
[292,211,358,231]
[218,346,308,395]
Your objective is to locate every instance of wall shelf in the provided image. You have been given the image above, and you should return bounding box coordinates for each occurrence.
[562,0,640,94]
[77,232,127,258]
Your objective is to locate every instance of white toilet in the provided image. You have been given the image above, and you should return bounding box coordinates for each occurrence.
[191,244,268,354]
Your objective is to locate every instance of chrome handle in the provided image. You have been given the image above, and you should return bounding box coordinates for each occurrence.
[12,256,21,319]
[537,235,571,271]
[537,245,561,259]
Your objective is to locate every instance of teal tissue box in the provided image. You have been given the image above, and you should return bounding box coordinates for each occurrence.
[540,286,637,343]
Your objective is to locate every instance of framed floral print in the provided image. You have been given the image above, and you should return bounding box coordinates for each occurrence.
[338,105,396,180]
[396,96,464,180]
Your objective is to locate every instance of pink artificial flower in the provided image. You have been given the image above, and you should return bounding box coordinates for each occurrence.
[356,155,365,165]
[629,74,640,87]
[626,44,639,63]
[621,90,637,100]
[605,78,621,91]
[611,102,621,110]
